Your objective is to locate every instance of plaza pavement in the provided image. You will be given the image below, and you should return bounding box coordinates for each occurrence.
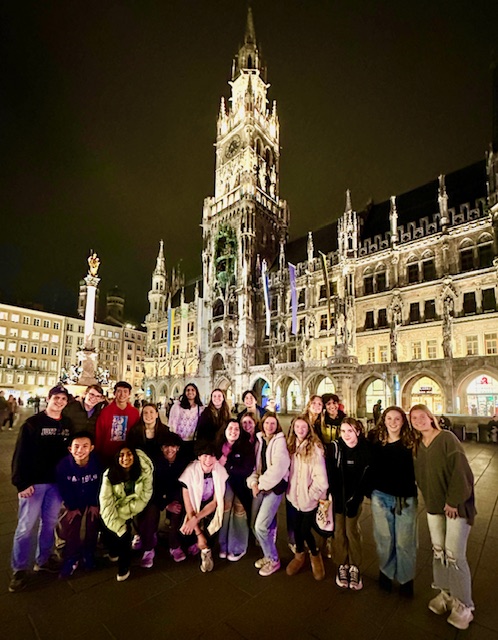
[1,410,498,639]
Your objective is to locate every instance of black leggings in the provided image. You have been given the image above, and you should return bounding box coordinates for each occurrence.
[294,509,318,555]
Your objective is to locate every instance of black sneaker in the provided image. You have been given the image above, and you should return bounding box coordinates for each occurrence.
[399,580,414,598]
[34,556,61,573]
[379,571,392,592]
[9,570,28,593]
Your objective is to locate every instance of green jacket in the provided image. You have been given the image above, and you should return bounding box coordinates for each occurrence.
[99,449,153,536]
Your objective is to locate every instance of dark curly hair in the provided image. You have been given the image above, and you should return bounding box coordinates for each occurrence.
[370,405,418,450]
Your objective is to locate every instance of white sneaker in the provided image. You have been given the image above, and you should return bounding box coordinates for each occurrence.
[336,564,349,589]
[116,570,130,582]
[447,599,474,630]
[259,559,280,576]
[131,535,142,551]
[428,590,452,615]
[348,565,363,591]
[200,549,214,573]
[227,551,246,562]
[140,549,155,568]
[254,557,269,569]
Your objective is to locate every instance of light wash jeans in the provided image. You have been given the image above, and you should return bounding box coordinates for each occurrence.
[11,483,62,571]
[218,484,249,556]
[426,513,474,609]
[251,491,283,562]
[371,490,418,584]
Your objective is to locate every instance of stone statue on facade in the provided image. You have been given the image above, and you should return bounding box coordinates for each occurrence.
[442,295,454,358]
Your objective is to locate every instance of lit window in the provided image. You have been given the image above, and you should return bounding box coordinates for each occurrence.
[11,314,20,322]
[379,346,388,363]
[412,342,422,360]
[466,335,478,356]
[485,333,497,355]
[427,340,437,359]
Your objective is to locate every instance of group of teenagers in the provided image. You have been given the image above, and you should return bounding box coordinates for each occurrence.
[9,381,476,631]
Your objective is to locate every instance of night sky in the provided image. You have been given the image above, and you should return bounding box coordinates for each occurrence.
[1,0,496,325]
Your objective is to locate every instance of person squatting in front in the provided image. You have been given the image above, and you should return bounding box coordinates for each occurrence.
[179,440,228,572]
[99,444,153,582]
[247,411,290,577]
[285,415,328,580]
[56,430,102,578]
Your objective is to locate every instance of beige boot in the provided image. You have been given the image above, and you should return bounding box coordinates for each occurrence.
[286,552,306,576]
[310,552,325,581]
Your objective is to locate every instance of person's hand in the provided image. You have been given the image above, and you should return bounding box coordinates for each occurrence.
[180,514,198,535]
[252,483,260,498]
[444,503,459,519]
[88,506,99,521]
[18,486,35,498]
[166,501,182,515]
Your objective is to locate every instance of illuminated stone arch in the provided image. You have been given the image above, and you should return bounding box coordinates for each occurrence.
[305,373,336,400]
[401,372,446,414]
[275,374,302,414]
[455,368,498,416]
[356,374,391,417]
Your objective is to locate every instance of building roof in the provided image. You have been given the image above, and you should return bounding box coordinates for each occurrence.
[285,159,487,265]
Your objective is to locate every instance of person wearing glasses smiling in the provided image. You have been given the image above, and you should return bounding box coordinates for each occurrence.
[63,384,106,437]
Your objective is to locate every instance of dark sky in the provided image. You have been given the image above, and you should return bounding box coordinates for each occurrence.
[1,0,496,324]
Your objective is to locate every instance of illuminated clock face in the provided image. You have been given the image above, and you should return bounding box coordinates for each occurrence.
[225,135,241,159]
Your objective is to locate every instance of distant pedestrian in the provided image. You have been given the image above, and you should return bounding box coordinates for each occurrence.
[373,400,382,425]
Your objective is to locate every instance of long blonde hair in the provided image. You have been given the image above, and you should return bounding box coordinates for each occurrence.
[287,415,323,459]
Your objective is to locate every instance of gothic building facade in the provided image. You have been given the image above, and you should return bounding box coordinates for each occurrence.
[143,11,498,418]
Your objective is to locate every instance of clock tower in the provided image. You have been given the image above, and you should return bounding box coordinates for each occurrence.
[200,8,289,398]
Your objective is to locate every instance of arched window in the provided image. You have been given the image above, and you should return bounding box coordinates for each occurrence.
[212,327,223,344]
[213,299,224,318]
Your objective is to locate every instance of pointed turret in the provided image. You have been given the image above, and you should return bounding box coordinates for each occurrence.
[148,240,167,320]
[232,7,265,80]
[154,239,166,277]
[338,189,358,258]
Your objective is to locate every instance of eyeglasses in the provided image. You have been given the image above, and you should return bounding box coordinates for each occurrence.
[87,392,102,400]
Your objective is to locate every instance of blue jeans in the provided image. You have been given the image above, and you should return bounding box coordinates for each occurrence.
[251,491,283,562]
[426,513,474,609]
[11,483,62,571]
[218,484,249,556]
[371,490,418,584]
